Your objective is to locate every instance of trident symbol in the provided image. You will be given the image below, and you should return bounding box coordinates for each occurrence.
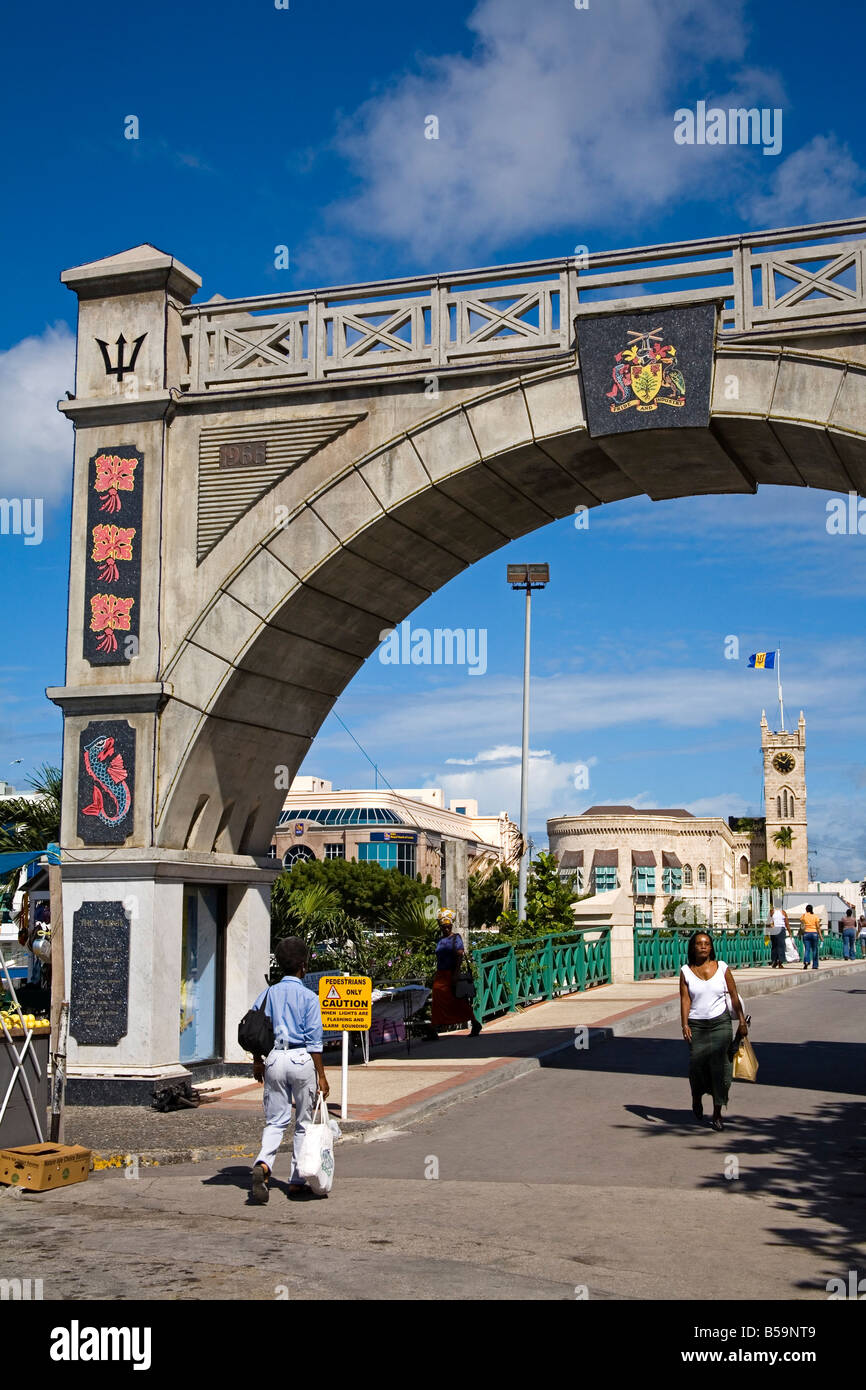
[95,332,147,381]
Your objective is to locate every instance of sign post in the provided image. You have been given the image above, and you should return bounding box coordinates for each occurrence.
[318,973,372,1121]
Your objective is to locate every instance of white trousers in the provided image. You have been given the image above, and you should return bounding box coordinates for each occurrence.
[255,1047,318,1182]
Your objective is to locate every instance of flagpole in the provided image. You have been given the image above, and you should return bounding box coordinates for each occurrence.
[777,644,785,731]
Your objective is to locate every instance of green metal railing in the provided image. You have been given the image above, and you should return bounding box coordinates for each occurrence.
[472,928,611,1022]
[634,927,849,978]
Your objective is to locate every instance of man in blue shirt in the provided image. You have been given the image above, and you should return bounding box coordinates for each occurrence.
[250,936,329,1204]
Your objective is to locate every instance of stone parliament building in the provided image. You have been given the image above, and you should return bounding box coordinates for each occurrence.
[548,713,808,928]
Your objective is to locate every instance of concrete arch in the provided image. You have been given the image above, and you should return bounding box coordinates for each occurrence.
[155,348,866,855]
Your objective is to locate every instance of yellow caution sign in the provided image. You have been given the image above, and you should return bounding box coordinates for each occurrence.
[318,974,372,1030]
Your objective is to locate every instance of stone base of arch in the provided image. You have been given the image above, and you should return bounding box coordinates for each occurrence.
[62,851,277,1105]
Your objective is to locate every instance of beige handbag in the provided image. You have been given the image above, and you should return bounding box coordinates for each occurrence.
[732,1036,759,1082]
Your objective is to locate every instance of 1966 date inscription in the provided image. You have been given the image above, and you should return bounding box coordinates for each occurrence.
[219,441,267,468]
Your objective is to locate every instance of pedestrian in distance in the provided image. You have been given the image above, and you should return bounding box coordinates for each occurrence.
[858,914,866,959]
[767,900,790,968]
[841,908,858,961]
[427,908,482,1040]
[679,931,749,1132]
[799,903,823,971]
[249,936,330,1205]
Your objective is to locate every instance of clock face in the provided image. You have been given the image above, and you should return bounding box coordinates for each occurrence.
[773,752,796,774]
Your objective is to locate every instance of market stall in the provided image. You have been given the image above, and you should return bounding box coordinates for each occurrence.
[302,970,430,1059]
[0,944,50,1147]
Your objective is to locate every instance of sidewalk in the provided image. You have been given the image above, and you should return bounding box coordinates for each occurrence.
[66,959,865,1166]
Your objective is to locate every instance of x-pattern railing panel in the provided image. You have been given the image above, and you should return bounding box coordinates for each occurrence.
[751,241,865,323]
[325,295,431,367]
[198,310,310,386]
[180,220,866,391]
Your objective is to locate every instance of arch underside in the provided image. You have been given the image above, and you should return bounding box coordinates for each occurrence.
[156,353,866,856]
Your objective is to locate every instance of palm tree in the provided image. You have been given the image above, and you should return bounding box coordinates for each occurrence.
[750,858,787,904]
[0,764,61,907]
[772,826,794,885]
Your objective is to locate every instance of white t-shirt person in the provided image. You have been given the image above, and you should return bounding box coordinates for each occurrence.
[768,908,789,936]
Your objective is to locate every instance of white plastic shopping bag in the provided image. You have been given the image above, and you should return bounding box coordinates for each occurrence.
[784,935,800,964]
[297,1093,336,1194]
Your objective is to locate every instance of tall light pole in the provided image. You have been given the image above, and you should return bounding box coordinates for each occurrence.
[507,563,549,920]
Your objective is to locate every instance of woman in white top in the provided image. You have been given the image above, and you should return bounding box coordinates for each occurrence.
[679,931,748,1131]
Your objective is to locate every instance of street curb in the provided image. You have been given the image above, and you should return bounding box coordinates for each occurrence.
[86,960,866,1165]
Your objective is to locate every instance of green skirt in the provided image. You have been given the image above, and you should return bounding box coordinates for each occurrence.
[688,1014,733,1108]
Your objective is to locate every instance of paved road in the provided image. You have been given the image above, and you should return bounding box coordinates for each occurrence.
[4,974,864,1300]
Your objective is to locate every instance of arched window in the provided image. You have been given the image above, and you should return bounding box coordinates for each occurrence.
[739,855,749,875]
[283,845,316,869]
[788,870,793,886]
[776,795,781,817]
[683,865,692,887]
[697,864,707,886]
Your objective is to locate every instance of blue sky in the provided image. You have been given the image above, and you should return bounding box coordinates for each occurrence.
[2,0,866,876]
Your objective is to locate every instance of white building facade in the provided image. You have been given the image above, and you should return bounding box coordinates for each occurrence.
[548,805,761,929]
[273,778,520,887]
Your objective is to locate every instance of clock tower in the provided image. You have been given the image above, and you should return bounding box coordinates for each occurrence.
[761,710,808,892]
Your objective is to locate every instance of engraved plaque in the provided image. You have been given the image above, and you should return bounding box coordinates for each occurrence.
[219,440,268,468]
[69,901,130,1046]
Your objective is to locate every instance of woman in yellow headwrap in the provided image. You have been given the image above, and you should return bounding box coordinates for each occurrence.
[429,908,482,1038]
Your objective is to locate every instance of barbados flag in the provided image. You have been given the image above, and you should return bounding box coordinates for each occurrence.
[748,651,776,669]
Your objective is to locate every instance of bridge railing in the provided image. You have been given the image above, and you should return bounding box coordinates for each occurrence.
[179,218,866,392]
[634,927,846,979]
[471,927,611,1023]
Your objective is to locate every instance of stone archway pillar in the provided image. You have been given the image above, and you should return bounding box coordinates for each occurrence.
[48,246,278,1101]
[55,855,277,1103]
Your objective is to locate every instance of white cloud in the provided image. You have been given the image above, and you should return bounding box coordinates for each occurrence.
[743,134,866,226]
[446,744,550,765]
[322,0,834,262]
[439,750,577,822]
[349,666,841,752]
[0,324,75,504]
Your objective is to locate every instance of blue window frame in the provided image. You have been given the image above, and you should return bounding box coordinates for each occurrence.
[358,841,417,877]
[560,867,584,894]
[634,909,653,932]
[662,867,682,894]
[594,866,618,892]
[633,868,656,894]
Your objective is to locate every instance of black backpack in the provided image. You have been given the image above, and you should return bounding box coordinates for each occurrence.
[238,987,275,1056]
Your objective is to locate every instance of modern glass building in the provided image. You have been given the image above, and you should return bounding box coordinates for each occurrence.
[272,778,521,885]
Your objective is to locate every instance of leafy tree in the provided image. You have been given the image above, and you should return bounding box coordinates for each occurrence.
[524,851,579,935]
[271,856,435,935]
[772,825,794,882]
[750,859,787,902]
[270,859,440,984]
[468,861,517,930]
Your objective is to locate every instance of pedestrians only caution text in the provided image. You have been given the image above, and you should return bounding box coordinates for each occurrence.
[318,975,372,1030]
